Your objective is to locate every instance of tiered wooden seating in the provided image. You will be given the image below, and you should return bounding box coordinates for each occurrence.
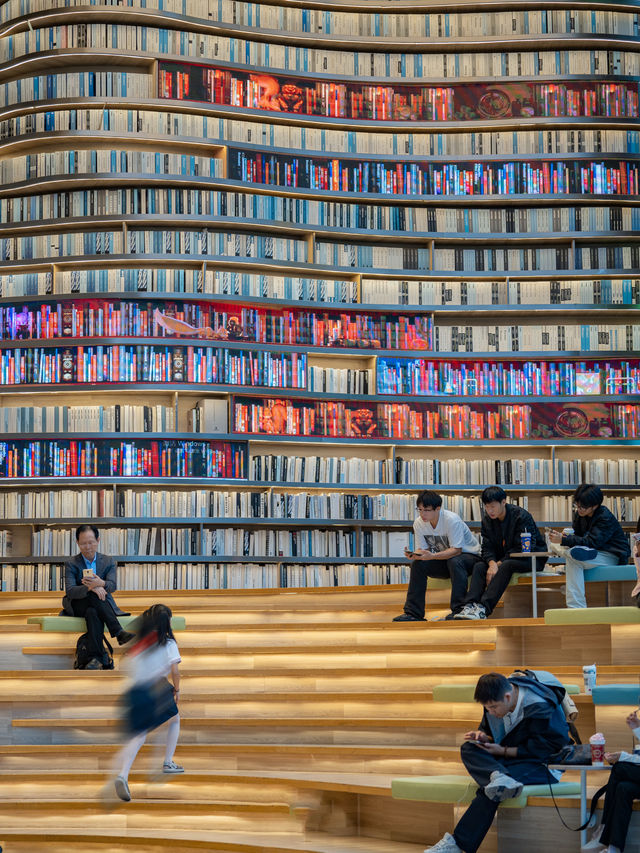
[0,585,639,853]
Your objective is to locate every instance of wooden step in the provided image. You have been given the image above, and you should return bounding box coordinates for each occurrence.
[0,742,461,774]
[12,716,479,729]
[0,799,308,834]
[0,830,426,853]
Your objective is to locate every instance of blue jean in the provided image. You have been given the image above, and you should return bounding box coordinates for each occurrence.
[564,548,618,608]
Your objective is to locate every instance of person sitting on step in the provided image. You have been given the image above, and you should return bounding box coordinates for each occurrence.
[63,524,134,668]
[547,484,630,609]
[426,672,570,853]
[392,490,481,622]
[455,486,546,620]
[583,709,640,853]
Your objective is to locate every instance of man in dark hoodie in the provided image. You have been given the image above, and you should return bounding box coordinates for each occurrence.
[454,486,547,620]
[548,483,631,608]
[426,672,570,853]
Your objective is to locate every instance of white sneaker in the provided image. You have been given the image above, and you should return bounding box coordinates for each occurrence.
[484,770,524,802]
[163,760,184,774]
[453,603,477,620]
[114,775,131,801]
[424,832,462,853]
[581,824,604,851]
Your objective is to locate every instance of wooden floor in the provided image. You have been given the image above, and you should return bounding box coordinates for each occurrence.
[0,584,637,853]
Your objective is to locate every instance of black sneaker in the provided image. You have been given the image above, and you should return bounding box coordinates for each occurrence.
[392,613,426,622]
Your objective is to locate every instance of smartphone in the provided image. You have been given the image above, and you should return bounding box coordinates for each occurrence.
[632,533,640,542]
[82,568,95,578]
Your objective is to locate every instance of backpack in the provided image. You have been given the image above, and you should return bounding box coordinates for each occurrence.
[510,668,580,742]
[73,632,114,670]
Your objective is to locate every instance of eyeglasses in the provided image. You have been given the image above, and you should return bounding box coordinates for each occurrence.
[573,504,588,511]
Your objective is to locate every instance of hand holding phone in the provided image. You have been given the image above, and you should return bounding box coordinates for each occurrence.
[82,568,95,578]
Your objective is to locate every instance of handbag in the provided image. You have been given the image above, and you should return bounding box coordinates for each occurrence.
[548,743,592,765]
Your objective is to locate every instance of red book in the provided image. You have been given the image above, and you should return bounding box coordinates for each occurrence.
[151,441,160,477]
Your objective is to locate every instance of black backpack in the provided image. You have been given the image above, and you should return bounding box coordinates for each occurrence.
[73,632,114,670]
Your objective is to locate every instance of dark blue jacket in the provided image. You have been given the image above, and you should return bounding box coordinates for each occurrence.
[478,676,570,760]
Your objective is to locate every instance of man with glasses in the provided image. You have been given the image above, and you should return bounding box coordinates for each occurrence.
[393,490,481,622]
[548,483,630,609]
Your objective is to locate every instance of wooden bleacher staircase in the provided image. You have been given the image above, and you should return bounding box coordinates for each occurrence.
[0,584,638,853]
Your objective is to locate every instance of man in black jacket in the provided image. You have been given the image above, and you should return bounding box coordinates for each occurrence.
[426,672,570,853]
[63,524,133,668]
[548,483,631,608]
[454,486,546,620]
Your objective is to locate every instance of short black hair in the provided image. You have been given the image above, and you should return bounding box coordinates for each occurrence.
[76,524,99,541]
[474,673,512,704]
[481,486,507,504]
[416,490,442,510]
[573,483,603,509]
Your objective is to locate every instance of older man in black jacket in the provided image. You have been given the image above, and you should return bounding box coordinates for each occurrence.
[63,524,133,668]
[455,486,546,620]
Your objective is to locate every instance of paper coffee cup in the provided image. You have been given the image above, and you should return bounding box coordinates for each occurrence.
[583,664,597,694]
[589,733,605,765]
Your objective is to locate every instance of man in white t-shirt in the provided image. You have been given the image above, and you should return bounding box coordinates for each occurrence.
[393,490,481,622]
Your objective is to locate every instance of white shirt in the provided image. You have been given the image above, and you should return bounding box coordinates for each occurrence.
[413,509,481,555]
[618,726,640,765]
[127,637,181,686]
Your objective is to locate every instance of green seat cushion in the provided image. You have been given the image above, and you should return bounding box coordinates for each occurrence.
[391,774,580,808]
[544,607,640,626]
[433,683,579,703]
[591,684,640,706]
[27,615,186,632]
[583,565,636,583]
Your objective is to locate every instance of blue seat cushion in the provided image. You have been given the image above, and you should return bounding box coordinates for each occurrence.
[592,684,640,706]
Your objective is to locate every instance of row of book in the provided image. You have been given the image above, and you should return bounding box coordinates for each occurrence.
[6,1,639,40]
[11,189,638,239]
[1,148,221,185]
[431,244,638,274]
[0,439,246,478]
[308,367,372,395]
[16,107,640,158]
[231,152,640,197]
[162,62,640,121]
[31,526,203,557]
[0,562,412,592]
[0,301,433,351]
[232,398,640,440]
[432,324,640,353]
[6,346,640,391]
[3,473,640,525]
[0,229,309,263]
[542,494,640,522]
[0,405,176,434]
[11,22,639,86]
[376,359,640,396]
[6,267,638,310]
[11,230,639,274]
[361,278,640,307]
[0,345,307,388]
[0,489,116,519]
[0,72,150,109]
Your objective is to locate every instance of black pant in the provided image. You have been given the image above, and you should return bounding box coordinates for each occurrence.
[463,556,548,615]
[599,760,640,851]
[71,592,123,659]
[453,741,557,853]
[403,552,476,618]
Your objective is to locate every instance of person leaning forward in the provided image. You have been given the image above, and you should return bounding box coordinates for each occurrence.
[63,524,134,667]
[425,672,570,853]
